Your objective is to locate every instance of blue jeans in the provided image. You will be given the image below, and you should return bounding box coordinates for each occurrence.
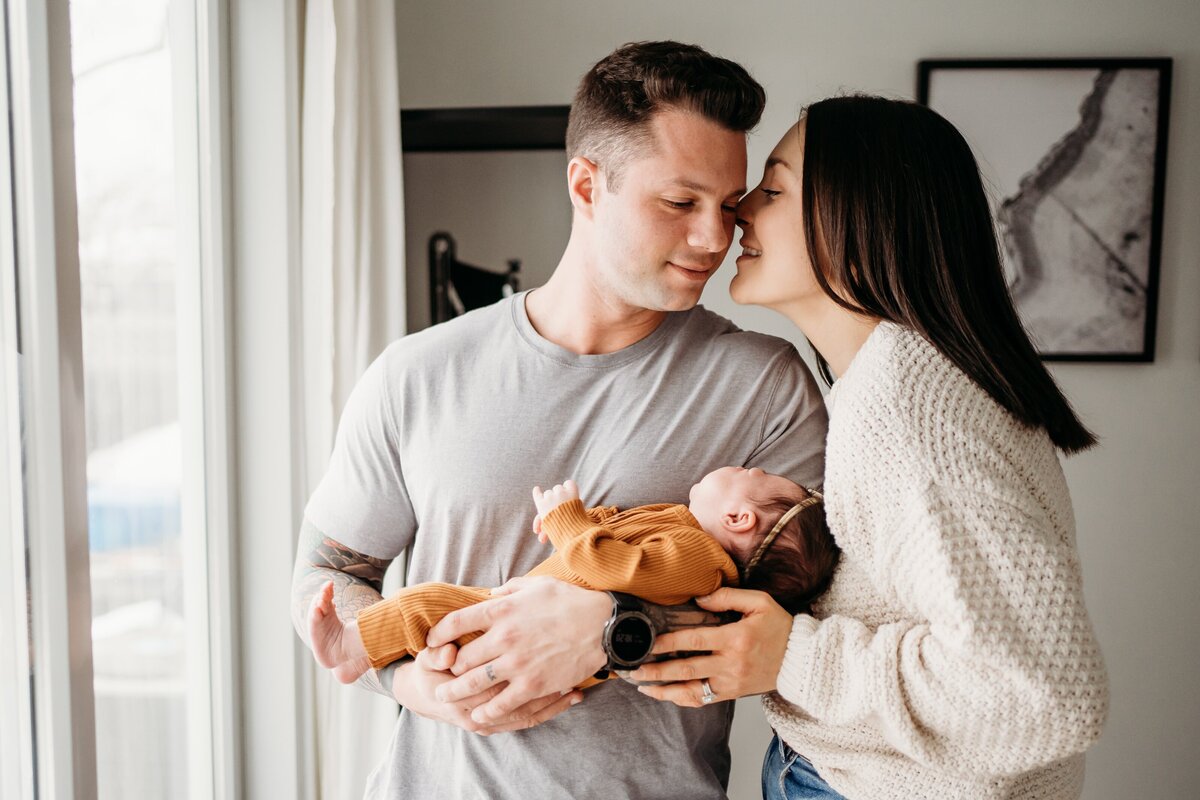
[761,734,847,800]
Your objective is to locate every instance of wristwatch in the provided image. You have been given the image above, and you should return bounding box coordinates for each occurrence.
[598,592,743,679]
[601,591,656,670]
[603,595,743,685]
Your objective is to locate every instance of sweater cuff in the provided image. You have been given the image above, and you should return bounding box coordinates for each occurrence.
[542,499,597,549]
[357,600,407,670]
[774,613,821,708]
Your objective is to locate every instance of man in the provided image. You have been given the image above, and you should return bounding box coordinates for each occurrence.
[292,41,827,798]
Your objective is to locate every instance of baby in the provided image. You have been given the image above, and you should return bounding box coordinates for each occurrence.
[308,466,840,684]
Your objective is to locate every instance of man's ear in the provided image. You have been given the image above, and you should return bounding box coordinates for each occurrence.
[567,156,600,220]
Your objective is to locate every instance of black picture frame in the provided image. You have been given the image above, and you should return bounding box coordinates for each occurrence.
[917,58,1172,362]
[400,105,570,152]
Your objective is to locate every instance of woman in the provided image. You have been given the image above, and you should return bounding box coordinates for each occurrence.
[631,95,1109,799]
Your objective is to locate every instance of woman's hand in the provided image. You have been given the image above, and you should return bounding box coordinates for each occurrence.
[629,587,794,707]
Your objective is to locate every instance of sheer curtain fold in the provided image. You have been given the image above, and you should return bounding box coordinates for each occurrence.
[301,1,406,797]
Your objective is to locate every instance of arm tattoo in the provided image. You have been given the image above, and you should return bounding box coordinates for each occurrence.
[291,519,398,699]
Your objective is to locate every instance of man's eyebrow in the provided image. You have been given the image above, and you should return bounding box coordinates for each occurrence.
[766,157,791,170]
[663,178,747,197]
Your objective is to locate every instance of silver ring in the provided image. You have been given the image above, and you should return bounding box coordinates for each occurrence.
[485,664,497,683]
[701,679,717,705]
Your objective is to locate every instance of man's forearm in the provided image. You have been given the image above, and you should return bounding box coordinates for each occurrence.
[373,661,400,700]
[291,519,397,699]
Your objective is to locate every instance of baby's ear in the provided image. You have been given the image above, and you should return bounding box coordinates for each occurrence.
[722,509,758,536]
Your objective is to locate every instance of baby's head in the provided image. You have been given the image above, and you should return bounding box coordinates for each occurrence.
[689,466,839,614]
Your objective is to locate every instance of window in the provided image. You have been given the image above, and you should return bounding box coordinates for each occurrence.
[72,0,193,794]
[1,1,235,796]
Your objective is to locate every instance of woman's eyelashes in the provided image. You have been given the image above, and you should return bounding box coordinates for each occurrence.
[761,188,781,199]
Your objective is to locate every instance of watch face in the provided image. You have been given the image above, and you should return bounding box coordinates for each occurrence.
[611,615,654,665]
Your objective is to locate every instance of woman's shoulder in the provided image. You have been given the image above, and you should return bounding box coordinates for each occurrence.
[831,322,1059,483]
[838,323,999,419]
[831,322,959,419]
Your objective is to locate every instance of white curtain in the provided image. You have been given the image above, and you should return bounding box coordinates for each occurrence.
[300,0,407,797]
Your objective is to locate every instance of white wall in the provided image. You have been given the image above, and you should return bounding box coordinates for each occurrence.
[396,2,1200,798]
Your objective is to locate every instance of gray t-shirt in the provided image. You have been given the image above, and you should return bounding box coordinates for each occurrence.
[304,291,828,800]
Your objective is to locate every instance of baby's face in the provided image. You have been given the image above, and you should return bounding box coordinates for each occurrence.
[689,466,803,549]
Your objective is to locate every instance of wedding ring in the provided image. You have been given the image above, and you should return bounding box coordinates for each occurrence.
[701,679,717,704]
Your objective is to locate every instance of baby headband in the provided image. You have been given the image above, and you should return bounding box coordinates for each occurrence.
[740,487,824,583]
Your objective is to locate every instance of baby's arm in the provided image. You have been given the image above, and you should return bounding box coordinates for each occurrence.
[535,503,618,543]
[354,583,493,670]
[312,580,499,684]
[540,500,734,606]
[584,505,621,523]
[531,480,618,545]
[532,480,583,544]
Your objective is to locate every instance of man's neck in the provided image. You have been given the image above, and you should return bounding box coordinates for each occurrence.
[525,246,669,356]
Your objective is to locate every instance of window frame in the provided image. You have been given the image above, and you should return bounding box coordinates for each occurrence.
[0,3,37,797]
[6,0,97,796]
[227,0,316,797]
[171,0,240,796]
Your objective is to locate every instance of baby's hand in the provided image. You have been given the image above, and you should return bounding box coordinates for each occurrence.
[532,514,548,544]
[532,480,580,519]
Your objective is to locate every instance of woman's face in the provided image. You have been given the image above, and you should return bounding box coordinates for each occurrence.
[731,121,822,311]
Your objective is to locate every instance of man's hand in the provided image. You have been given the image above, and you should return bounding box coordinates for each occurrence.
[628,587,793,707]
[390,647,583,735]
[532,480,580,518]
[426,576,610,724]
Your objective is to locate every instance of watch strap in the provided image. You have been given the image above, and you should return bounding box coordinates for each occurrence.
[615,600,742,685]
[639,599,740,633]
[606,590,643,616]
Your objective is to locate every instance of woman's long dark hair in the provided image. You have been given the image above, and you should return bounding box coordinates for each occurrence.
[802,95,1096,454]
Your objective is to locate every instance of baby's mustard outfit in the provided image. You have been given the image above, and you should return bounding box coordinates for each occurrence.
[356,499,737,670]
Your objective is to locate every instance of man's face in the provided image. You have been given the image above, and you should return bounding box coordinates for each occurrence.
[589,108,748,313]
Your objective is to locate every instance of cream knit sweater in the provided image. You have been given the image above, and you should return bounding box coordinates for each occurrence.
[764,322,1108,799]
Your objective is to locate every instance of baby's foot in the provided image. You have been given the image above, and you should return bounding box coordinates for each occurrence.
[308,580,372,684]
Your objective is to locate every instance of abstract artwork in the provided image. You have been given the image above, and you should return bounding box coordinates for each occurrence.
[919,59,1172,361]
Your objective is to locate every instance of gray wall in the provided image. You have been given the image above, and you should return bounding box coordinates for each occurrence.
[396,2,1200,798]
[403,150,568,332]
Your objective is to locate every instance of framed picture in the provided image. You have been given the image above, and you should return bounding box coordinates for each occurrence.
[918,58,1172,362]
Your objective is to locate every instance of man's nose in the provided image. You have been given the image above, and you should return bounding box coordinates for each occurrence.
[735,195,755,229]
[687,207,731,253]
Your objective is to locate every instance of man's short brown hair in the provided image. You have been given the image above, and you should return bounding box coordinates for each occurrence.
[566,41,766,190]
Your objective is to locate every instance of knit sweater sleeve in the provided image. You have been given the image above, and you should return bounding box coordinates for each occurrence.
[775,482,1109,779]
[540,500,733,605]
[584,505,621,524]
